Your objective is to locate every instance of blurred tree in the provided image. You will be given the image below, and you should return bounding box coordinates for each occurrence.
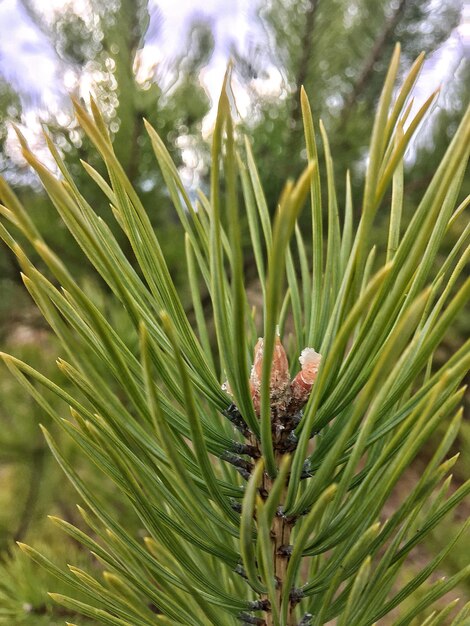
[0,0,214,321]
[234,0,464,210]
[0,78,25,312]
[0,79,21,162]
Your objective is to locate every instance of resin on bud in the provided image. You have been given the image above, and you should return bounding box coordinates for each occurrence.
[290,348,321,410]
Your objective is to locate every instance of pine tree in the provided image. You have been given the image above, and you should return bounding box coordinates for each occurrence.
[1,47,469,624]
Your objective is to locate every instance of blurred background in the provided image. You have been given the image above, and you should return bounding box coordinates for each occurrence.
[0,0,469,623]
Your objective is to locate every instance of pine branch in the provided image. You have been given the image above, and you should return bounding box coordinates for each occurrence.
[1,51,469,626]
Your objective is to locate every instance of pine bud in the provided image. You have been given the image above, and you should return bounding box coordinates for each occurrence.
[222,334,321,420]
[249,335,290,414]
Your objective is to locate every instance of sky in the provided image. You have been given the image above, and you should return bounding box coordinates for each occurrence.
[1,0,467,105]
[0,0,268,110]
[0,0,468,160]
[0,0,61,107]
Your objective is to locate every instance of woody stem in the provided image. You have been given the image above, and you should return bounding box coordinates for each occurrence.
[262,454,296,626]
